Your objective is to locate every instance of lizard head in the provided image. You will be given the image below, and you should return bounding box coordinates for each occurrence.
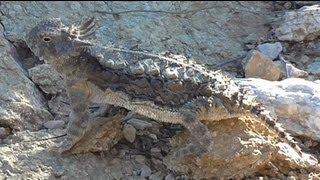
[26,18,95,62]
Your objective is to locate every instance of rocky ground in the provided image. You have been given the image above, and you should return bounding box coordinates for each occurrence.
[1,1,320,179]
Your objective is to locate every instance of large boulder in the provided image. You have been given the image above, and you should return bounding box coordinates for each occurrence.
[164,115,318,179]
[0,27,53,131]
[237,78,320,141]
[275,5,320,42]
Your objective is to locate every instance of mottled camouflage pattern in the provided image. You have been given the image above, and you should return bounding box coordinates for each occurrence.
[26,18,299,156]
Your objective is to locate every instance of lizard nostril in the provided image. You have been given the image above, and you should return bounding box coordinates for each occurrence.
[42,37,51,42]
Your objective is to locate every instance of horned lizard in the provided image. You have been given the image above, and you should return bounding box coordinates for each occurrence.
[25,18,301,157]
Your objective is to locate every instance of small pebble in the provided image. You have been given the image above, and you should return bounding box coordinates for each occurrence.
[123,124,136,143]
[127,118,153,130]
[140,165,152,178]
[149,134,158,141]
[0,127,8,139]
[165,173,175,180]
[43,120,65,129]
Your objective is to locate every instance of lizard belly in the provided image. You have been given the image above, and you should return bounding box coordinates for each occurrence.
[88,81,184,124]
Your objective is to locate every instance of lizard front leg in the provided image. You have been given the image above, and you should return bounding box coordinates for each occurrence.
[57,80,92,154]
[172,110,215,159]
[172,97,238,159]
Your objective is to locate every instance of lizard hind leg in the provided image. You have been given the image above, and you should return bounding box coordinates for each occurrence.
[172,97,217,159]
[171,111,213,160]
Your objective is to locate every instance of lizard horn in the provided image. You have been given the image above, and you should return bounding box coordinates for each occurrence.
[78,17,95,31]
[79,23,96,36]
[72,38,93,47]
[78,17,96,38]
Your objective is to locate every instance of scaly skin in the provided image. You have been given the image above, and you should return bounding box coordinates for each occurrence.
[26,18,300,156]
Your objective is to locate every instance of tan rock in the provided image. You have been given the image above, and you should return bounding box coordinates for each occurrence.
[68,114,124,154]
[244,51,282,81]
[164,116,318,179]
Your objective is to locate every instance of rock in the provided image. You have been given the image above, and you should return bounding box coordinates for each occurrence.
[243,50,282,81]
[52,165,65,178]
[275,5,320,42]
[274,57,308,79]
[165,173,175,180]
[257,42,282,60]
[150,148,162,158]
[0,130,142,180]
[285,62,309,78]
[134,155,146,164]
[43,120,65,129]
[28,64,65,95]
[127,118,153,130]
[140,165,152,178]
[307,61,320,76]
[28,64,71,122]
[300,55,311,65]
[69,112,125,154]
[123,124,136,143]
[315,80,320,84]
[1,1,274,75]
[0,27,53,131]
[149,134,158,141]
[237,78,320,141]
[164,115,318,179]
[149,172,166,180]
[0,128,9,139]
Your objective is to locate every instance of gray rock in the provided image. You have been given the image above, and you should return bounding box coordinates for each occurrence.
[286,62,308,79]
[307,61,320,76]
[123,124,136,143]
[28,64,66,95]
[28,64,71,122]
[140,165,152,178]
[237,78,320,141]
[0,28,53,131]
[127,118,153,130]
[257,42,282,60]
[149,134,158,141]
[149,172,166,180]
[1,1,273,74]
[0,128,8,139]
[275,5,320,42]
[243,50,281,81]
[43,120,65,129]
[165,173,175,180]
[274,57,308,79]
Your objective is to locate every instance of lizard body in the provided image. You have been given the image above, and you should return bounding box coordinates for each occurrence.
[26,18,299,156]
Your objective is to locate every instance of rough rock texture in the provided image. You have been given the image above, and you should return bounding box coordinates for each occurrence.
[28,64,66,95]
[283,61,309,78]
[28,64,71,122]
[308,61,320,76]
[274,57,309,79]
[67,115,124,154]
[275,5,320,42]
[164,115,318,179]
[0,1,274,71]
[257,42,283,60]
[237,78,320,141]
[244,50,281,81]
[0,25,53,131]
[0,129,170,179]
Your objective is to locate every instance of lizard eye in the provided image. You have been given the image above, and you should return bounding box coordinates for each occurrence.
[42,37,52,42]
